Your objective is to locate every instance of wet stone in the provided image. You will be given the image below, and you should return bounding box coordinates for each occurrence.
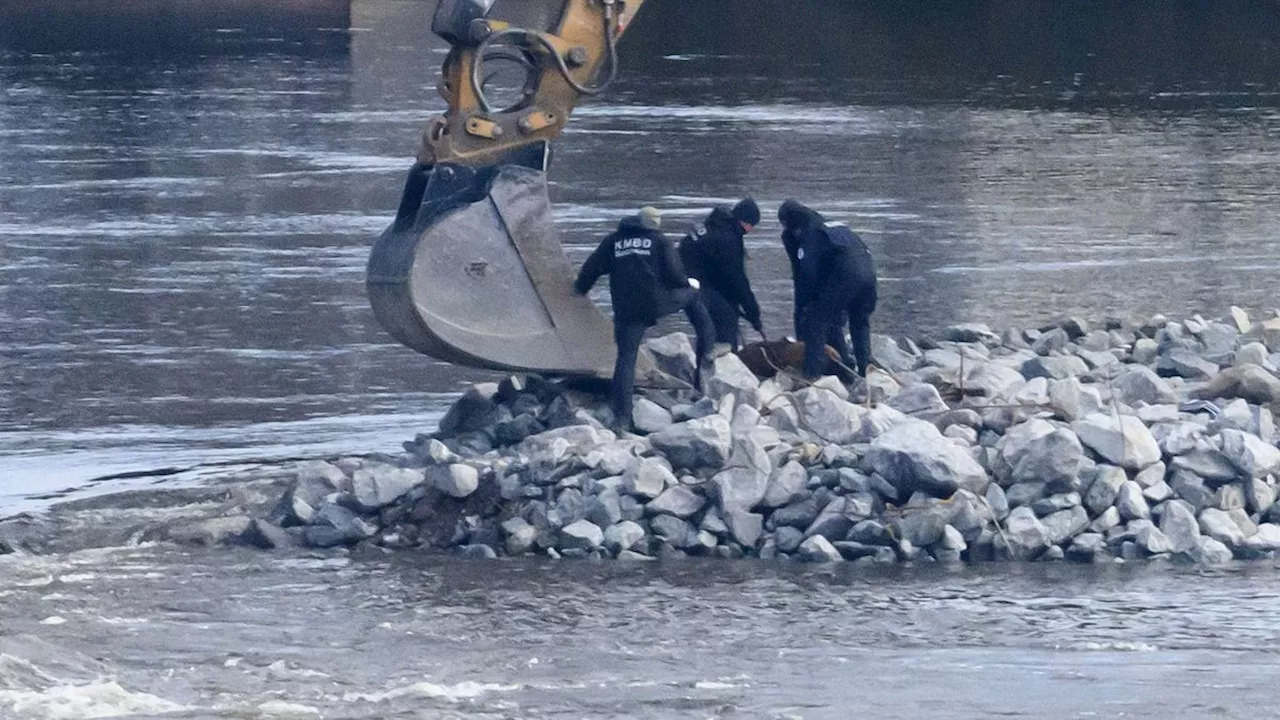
[559,520,604,551]
[1067,533,1107,563]
[1041,506,1089,545]
[775,526,804,553]
[1158,500,1202,554]
[1031,492,1081,517]
[647,486,705,519]
[603,520,646,555]
[797,535,843,563]
[1003,506,1051,559]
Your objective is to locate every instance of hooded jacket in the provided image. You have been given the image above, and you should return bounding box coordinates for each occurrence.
[678,207,762,329]
[575,215,691,324]
[778,199,877,316]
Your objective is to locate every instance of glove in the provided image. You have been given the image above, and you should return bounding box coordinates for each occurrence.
[751,319,765,339]
[688,278,701,290]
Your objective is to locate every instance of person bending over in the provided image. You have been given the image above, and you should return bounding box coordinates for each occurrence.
[777,199,878,378]
[575,206,715,430]
[679,197,764,350]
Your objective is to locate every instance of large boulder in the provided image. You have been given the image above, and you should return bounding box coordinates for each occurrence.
[1021,355,1089,381]
[792,387,866,445]
[889,501,955,548]
[796,535,843,562]
[1002,506,1050,559]
[305,503,377,547]
[1111,367,1178,406]
[1073,413,1161,470]
[1198,507,1246,547]
[943,323,1000,344]
[164,516,280,549]
[865,419,990,498]
[761,461,809,509]
[871,334,921,373]
[560,520,604,551]
[710,467,770,515]
[1158,500,1202,554]
[994,418,1057,479]
[603,520,647,554]
[1084,465,1127,516]
[643,332,697,383]
[502,517,539,556]
[647,486,706,519]
[1115,481,1151,521]
[431,463,480,499]
[632,398,673,434]
[270,461,347,526]
[805,496,860,540]
[1190,536,1235,565]
[1041,506,1089,545]
[622,458,675,499]
[706,352,762,409]
[521,424,613,458]
[1170,445,1240,485]
[1219,429,1280,478]
[650,415,732,470]
[961,362,1026,400]
[439,383,505,436]
[888,383,949,418]
[1151,421,1208,457]
[1156,349,1219,381]
[1011,428,1085,492]
[1047,378,1105,422]
[724,510,764,548]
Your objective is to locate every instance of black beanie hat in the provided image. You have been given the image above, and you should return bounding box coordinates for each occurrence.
[777,199,806,228]
[732,197,761,226]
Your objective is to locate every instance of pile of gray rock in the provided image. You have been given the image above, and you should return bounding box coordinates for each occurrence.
[241,308,1280,565]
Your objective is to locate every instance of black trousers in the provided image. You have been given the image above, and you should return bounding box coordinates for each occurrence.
[701,286,741,349]
[611,288,714,426]
[799,280,877,378]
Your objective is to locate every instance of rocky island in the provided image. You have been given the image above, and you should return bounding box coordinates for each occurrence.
[28,309,1280,567]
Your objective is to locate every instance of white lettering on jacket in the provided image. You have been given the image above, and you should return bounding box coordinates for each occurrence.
[614,236,653,258]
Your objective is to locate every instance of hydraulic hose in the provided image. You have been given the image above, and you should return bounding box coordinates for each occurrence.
[469,5,619,114]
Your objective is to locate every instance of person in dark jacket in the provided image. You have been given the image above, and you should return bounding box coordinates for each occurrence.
[678,198,763,351]
[575,206,714,430]
[778,199,878,378]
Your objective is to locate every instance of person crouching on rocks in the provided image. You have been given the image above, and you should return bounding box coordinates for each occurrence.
[678,197,764,351]
[777,199,878,378]
[574,205,715,432]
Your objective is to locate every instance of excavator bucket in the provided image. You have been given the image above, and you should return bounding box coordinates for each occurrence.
[364,0,668,384]
[366,147,617,377]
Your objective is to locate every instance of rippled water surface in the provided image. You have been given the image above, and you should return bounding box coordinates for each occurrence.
[3,544,1280,719]
[4,2,1280,716]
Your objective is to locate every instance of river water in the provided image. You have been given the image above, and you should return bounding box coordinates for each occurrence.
[3,1,1280,716]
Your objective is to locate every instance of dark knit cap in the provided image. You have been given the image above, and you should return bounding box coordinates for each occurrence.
[731,197,761,226]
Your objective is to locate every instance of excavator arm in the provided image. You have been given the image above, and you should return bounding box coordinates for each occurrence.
[366,0,648,377]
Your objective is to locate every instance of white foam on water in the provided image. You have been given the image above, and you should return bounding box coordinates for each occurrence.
[1072,641,1159,652]
[0,681,186,719]
[13,576,54,589]
[257,700,322,716]
[693,680,745,690]
[37,617,66,626]
[94,617,150,626]
[56,573,96,584]
[573,103,905,130]
[343,680,520,704]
